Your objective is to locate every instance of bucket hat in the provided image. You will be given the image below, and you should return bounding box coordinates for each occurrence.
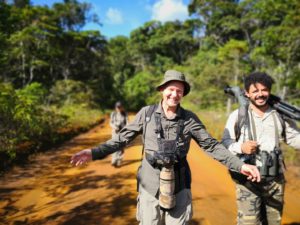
[156,70,190,96]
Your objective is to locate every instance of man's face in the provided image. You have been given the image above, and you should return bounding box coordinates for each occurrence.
[161,81,184,107]
[245,82,270,108]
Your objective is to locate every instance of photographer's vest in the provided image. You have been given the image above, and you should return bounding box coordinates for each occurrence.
[137,104,191,197]
[230,105,286,183]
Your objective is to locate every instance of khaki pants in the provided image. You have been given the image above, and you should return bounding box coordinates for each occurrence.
[235,178,285,225]
[136,185,193,225]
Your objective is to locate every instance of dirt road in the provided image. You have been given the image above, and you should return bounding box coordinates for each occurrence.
[1,115,300,225]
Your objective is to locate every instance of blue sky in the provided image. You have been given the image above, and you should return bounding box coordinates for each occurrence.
[31,0,192,38]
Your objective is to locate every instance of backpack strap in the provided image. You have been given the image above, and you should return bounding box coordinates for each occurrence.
[141,104,158,159]
[275,111,287,143]
[234,104,253,142]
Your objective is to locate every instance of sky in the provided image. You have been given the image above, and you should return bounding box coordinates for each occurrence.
[31,0,192,39]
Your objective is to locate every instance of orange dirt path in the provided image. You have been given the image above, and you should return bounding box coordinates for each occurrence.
[0,115,300,225]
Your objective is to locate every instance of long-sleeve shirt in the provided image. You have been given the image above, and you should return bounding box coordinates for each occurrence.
[93,102,244,171]
[222,107,300,157]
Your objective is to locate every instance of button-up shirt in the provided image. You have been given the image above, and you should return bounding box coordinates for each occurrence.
[222,107,300,156]
[92,102,244,172]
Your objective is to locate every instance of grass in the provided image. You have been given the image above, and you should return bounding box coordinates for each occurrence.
[57,105,104,129]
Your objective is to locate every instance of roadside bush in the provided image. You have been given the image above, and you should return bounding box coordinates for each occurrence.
[0,82,66,170]
[0,80,104,171]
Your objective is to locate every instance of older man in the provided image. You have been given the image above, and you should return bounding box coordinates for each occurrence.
[71,69,260,225]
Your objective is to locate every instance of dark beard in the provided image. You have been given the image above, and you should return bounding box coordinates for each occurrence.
[249,96,268,108]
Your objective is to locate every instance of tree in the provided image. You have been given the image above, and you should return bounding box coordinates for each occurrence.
[129,21,161,71]
[123,71,159,110]
[188,0,243,44]
[241,0,300,98]
[52,0,94,32]
[149,20,199,65]
[108,36,135,99]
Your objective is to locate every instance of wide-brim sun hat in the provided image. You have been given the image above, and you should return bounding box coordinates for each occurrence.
[156,70,190,96]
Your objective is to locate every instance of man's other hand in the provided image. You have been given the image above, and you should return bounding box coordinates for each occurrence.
[240,164,261,182]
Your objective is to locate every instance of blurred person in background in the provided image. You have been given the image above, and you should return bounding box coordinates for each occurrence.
[110,101,128,167]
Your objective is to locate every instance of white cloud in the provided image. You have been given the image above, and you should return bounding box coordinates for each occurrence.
[151,0,189,22]
[105,8,123,25]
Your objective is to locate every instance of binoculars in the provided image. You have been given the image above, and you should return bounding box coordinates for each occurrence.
[259,150,280,177]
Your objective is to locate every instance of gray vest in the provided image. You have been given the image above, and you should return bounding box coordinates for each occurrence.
[137,104,191,197]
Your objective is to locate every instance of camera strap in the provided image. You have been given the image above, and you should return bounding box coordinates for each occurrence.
[154,110,185,158]
[249,108,257,141]
[272,112,286,172]
[272,112,280,148]
[154,115,183,141]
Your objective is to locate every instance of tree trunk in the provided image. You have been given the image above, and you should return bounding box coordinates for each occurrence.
[20,41,26,87]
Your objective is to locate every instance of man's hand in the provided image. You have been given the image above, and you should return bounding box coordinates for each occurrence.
[240,164,261,182]
[70,149,92,166]
[241,141,258,154]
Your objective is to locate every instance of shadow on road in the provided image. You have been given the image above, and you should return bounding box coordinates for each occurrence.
[1,169,137,225]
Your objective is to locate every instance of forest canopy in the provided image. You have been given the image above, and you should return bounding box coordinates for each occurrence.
[1,0,300,166]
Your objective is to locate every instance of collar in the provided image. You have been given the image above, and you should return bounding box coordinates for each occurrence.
[155,101,184,119]
[250,105,276,119]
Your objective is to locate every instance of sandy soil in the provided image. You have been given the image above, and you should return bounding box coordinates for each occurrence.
[0,115,300,225]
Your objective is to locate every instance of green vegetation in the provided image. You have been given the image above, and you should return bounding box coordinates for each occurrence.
[0,81,103,170]
[1,0,299,169]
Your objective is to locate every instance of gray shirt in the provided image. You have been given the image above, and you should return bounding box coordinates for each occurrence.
[92,102,244,172]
